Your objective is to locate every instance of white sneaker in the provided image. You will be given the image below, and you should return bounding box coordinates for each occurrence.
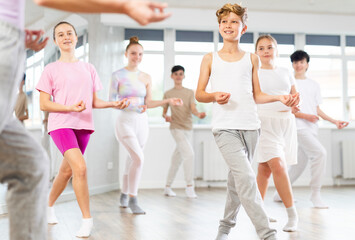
[164,187,176,197]
[76,218,93,238]
[185,186,197,198]
[47,206,58,224]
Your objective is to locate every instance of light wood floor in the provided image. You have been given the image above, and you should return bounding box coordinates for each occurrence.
[0,186,354,240]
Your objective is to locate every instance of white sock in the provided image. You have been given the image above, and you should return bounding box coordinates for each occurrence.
[185,186,197,198]
[283,206,298,232]
[76,218,93,238]
[164,187,176,197]
[311,189,329,209]
[215,232,228,240]
[47,206,58,224]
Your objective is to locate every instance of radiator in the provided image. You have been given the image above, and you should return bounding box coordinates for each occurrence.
[341,141,355,179]
[202,140,228,181]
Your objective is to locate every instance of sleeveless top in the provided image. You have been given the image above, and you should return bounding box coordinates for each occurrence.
[110,68,147,112]
[210,52,260,130]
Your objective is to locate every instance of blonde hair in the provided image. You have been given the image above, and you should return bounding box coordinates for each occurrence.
[255,35,278,52]
[126,36,143,51]
[216,3,248,25]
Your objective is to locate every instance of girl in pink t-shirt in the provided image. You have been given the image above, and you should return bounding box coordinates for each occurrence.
[36,21,129,238]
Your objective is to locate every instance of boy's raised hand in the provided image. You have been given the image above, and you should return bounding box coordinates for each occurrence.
[335,120,349,129]
[214,92,231,105]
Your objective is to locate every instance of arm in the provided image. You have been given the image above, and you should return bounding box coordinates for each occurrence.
[190,102,206,119]
[251,54,299,106]
[195,53,230,104]
[162,105,171,122]
[39,91,86,112]
[145,76,182,108]
[317,106,349,129]
[92,92,129,109]
[34,0,171,25]
[294,112,319,123]
[19,109,29,121]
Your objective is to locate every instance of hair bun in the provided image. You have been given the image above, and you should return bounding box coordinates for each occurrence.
[129,36,140,44]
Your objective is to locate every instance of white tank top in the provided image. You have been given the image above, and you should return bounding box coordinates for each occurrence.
[210,52,260,130]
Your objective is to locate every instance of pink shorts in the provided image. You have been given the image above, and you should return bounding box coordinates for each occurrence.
[49,128,92,155]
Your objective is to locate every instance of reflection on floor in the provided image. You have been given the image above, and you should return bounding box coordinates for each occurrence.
[0,186,354,240]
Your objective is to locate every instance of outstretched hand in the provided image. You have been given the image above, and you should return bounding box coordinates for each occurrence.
[70,101,86,112]
[25,30,49,51]
[169,98,183,106]
[124,0,172,26]
[335,120,349,129]
[165,115,172,122]
[214,92,231,105]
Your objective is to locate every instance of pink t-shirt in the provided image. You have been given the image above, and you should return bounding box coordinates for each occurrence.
[36,61,103,133]
[0,0,25,29]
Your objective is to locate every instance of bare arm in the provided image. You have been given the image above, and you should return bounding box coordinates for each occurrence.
[92,92,129,109]
[195,53,230,104]
[39,91,86,112]
[317,106,349,129]
[190,102,206,119]
[251,54,299,106]
[34,0,171,25]
[145,76,182,108]
[19,109,29,121]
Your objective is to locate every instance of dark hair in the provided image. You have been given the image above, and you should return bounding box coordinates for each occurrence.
[290,50,310,63]
[53,21,77,40]
[126,36,143,51]
[171,65,185,73]
[22,73,26,83]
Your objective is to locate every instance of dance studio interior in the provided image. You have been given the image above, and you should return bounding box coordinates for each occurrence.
[0,0,355,240]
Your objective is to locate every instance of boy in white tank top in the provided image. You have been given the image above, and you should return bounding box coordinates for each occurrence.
[195,4,299,240]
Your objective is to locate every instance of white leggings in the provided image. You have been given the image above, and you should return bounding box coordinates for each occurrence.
[115,111,149,196]
[288,129,327,189]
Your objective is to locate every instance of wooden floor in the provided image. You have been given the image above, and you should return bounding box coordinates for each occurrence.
[0,186,354,240]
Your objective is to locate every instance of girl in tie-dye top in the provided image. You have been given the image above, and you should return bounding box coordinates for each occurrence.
[111,36,182,215]
[110,68,146,112]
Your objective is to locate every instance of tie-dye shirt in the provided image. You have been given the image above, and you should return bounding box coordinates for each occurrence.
[110,68,146,112]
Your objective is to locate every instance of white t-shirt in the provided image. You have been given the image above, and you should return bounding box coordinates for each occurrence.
[295,78,322,132]
[257,67,295,112]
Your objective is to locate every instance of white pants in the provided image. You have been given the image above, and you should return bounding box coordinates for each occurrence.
[166,129,194,186]
[288,129,327,189]
[115,111,149,196]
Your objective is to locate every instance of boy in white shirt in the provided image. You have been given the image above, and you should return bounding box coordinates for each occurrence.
[274,50,349,208]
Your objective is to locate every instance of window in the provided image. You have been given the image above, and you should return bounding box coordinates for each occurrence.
[175,30,215,124]
[25,49,44,127]
[125,29,165,124]
[307,58,343,119]
[258,33,295,55]
[347,61,355,120]
[346,36,355,55]
[305,34,341,55]
[218,32,254,52]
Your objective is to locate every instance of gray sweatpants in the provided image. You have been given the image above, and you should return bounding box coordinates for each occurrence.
[213,129,276,240]
[0,20,49,240]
